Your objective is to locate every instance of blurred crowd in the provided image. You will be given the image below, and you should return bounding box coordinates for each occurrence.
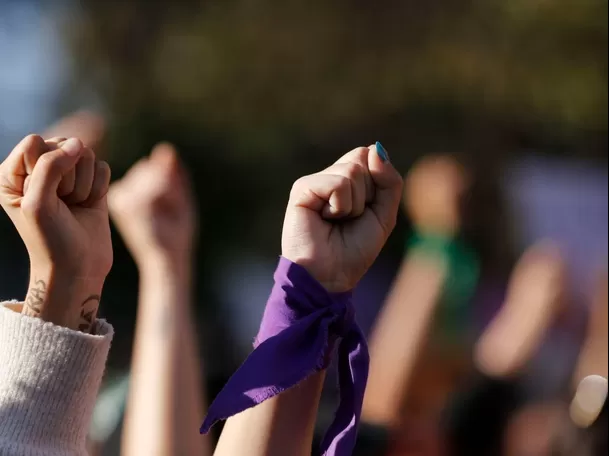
[1,1,607,455]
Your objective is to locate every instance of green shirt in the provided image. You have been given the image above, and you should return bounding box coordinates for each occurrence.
[407,231,480,344]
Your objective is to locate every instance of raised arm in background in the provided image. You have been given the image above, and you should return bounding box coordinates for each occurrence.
[362,156,467,427]
[0,135,114,455]
[475,242,566,378]
[108,143,211,456]
[212,143,403,456]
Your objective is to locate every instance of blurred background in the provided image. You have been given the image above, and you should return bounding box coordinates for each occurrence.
[1,0,607,455]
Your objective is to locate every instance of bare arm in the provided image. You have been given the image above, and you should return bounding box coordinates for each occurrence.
[211,143,403,456]
[121,259,211,456]
[109,143,210,456]
[214,372,325,456]
[475,244,565,378]
[362,252,445,426]
[0,135,113,455]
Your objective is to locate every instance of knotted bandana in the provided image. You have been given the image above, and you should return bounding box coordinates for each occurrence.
[201,256,370,456]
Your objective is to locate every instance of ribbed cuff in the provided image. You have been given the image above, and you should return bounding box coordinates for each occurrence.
[0,301,113,455]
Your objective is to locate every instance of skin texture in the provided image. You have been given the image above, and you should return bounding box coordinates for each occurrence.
[109,143,211,456]
[214,144,403,456]
[0,134,112,332]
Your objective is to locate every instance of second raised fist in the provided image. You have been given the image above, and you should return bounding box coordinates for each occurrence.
[108,143,196,267]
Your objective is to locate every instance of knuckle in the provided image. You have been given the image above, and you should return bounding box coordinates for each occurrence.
[20,196,48,220]
[37,153,61,173]
[352,147,370,161]
[336,175,351,192]
[290,176,309,198]
[22,134,45,149]
[343,162,365,180]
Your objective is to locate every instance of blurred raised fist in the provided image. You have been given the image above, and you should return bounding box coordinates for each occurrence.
[108,143,196,266]
[282,143,403,292]
[43,110,106,151]
[404,154,469,236]
[0,135,112,330]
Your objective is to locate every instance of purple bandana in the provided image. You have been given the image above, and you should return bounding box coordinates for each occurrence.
[201,256,370,456]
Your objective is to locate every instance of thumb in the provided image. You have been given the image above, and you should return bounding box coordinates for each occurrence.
[150,141,191,195]
[150,142,179,172]
[367,142,403,234]
[26,138,84,204]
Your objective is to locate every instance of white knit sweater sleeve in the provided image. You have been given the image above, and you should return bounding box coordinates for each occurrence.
[0,301,114,456]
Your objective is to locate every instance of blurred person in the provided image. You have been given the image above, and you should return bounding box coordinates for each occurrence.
[467,261,606,456]
[0,135,114,454]
[501,272,607,456]
[480,155,609,456]
[108,142,211,456]
[203,143,403,456]
[503,155,607,397]
[504,156,607,306]
[444,242,566,456]
[362,154,500,455]
[362,155,471,420]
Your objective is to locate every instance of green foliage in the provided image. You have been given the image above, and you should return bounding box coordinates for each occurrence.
[62,0,606,164]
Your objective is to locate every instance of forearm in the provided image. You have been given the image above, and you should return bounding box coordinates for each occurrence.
[121,260,210,456]
[215,371,325,456]
[0,302,113,456]
[21,266,104,333]
[362,255,444,425]
[177,303,210,455]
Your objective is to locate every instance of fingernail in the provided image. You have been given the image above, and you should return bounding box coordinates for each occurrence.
[60,138,83,156]
[375,141,389,163]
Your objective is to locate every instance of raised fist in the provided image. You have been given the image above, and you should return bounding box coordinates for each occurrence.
[282,143,403,292]
[108,143,196,266]
[0,135,112,330]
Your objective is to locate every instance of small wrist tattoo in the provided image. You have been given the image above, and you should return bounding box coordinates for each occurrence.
[23,279,47,317]
[79,295,101,333]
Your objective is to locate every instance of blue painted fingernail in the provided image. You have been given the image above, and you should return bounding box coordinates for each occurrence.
[375,141,389,162]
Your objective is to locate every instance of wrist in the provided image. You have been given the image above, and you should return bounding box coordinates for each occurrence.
[138,252,193,292]
[139,252,192,275]
[280,254,351,293]
[23,266,105,332]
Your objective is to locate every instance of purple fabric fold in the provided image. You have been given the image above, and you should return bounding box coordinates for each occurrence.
[200,256,370,456]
